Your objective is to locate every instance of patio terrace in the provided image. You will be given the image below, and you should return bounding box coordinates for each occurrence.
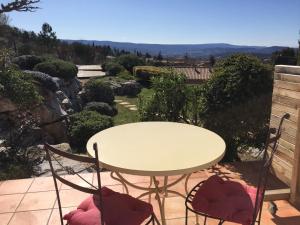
[0,162,299,225]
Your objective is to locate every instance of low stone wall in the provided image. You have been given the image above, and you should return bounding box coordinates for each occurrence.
[270,65,300,205]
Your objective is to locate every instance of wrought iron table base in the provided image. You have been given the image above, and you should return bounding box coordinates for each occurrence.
[110,172,193,225]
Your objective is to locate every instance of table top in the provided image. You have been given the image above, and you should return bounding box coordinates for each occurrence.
[87,122,226,176]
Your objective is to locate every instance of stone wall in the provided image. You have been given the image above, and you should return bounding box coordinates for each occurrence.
[270,65,300,205]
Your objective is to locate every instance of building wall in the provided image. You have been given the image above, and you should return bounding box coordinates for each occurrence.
[270,65,300,204]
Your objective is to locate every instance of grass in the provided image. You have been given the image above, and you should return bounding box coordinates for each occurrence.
[113,88,154,126]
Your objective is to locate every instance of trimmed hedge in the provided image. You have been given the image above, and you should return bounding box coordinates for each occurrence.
[33,59,78,79]
[133,66,169,82]
[68,110,113,151]
[84,102,117,116]
[12,55,44,70]
[83,78,115,104]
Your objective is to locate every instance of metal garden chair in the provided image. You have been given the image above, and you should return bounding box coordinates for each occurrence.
[185,113,290,225]
[45,142,160,225]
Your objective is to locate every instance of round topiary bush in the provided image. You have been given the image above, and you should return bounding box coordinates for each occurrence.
[83,78,115,104]
[105,62,125,76]
[117,54,144,72]
[84,102,117,116]
[33,59,78,79]
[12,55,44,70]
[68,110,113,151]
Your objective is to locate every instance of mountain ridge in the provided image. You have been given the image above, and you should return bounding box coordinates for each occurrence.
[63,39,287,57]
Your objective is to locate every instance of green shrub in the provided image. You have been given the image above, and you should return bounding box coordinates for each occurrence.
[139,72,187,121]
[105,62,125,76]
[83,78,115,104]
[133,66,169,83]
[199,54,273,161]
[68,110,113,151]
[117,54,144,72]
[84,102,117,116]
[117,70,135,80]
[0,163,32,180]
[0,69,43,107]
[12,55,44,70]
[34,59,78,79]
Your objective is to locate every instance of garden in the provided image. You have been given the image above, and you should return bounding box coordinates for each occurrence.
[0,49,274,180]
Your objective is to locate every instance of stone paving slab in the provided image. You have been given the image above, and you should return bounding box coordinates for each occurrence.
[77,65,102,71]
[77,70,106,78]
[119,101,130,105]
[129,107,138,111]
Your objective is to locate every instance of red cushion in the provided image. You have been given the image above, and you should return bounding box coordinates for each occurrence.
[191,175,262,225]
[63,187,153,225]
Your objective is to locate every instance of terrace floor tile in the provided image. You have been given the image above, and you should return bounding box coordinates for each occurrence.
[0,179,33,195]
[47,207,76,225]
[61,173,94,190]
[8,209,51,225]
[0,194,24,213]
[28,177,61,193]
[0,213,13,225]
[54,189,91,208]
[17,191,56,211]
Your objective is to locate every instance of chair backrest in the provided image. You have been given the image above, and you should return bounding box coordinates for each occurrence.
[44,143,104,225]
[251,113,290,223]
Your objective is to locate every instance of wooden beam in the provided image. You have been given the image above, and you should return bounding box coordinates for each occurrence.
[264,188,291,201]
[290,109,300,205]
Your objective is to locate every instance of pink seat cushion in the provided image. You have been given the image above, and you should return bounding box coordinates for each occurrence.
[63,187,153,225]
[191,175,262,225]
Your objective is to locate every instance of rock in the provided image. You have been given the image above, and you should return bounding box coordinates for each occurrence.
[42,120,68,143]
[51,143,71,152]
[105,80,141,96]
[0,97,17,113]
[20,127,44,147]
[34,90,67,125]
[24,71,59,92]
[84,102,117,116]
[56,90,67,102]
[122,80,142,96]
[53,77,82,110]
[62,98,72,109]
[66,108,74,114]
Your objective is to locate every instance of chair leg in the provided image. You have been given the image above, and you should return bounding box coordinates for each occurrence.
[203,216,207,225]
[218,220,224,225]
[185,207,188,225]
[195,214,200,225]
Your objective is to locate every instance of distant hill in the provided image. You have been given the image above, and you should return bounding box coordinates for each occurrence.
[64,40,287,58]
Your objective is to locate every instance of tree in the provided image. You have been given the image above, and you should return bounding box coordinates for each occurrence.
[156,51,163,61]
[0,13,10,25]
[200,54,273,161]
[117,54,144,72]
[38,23,57,51]
[0,0,40,13]
[272,47,297,65]
[209,55,216,68]
[297,31,300,66]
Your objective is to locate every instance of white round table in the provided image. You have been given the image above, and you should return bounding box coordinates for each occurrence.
[87,122,226,224]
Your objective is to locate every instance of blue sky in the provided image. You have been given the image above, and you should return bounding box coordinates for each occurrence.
[5,0,300,47]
